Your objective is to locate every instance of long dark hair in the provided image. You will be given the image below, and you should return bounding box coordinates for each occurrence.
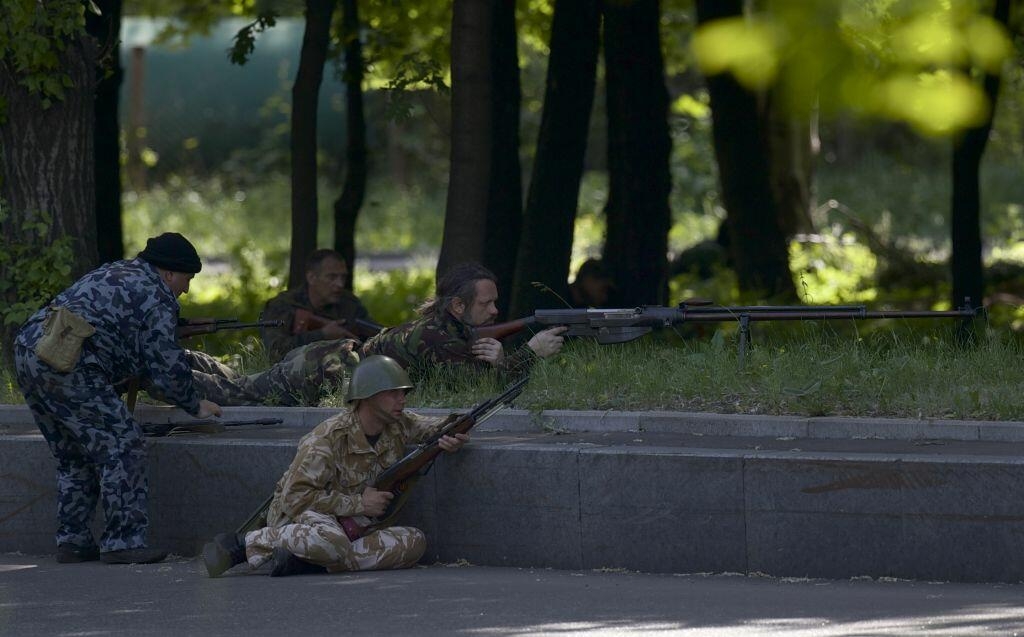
[419,262,497,317]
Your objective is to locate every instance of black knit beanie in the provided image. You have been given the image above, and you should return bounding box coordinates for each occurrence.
[138,232,202,273]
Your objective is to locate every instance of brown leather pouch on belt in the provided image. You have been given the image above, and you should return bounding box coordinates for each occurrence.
[34,306,96,372]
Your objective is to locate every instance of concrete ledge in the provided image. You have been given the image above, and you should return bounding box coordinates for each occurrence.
[3,404,1024,583]
[4,404,1024,441]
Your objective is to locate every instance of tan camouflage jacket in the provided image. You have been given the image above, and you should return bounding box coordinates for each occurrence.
[266,408,444,527]
[360,311,537,381]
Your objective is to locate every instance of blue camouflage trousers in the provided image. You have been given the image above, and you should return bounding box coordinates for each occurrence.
[14,345,150,552]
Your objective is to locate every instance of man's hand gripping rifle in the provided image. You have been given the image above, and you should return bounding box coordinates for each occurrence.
[337,375,530,541]
[235,376,530,539]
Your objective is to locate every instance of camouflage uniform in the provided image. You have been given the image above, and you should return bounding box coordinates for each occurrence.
[244,408,444,572]
[360,311,538,381]
[139,341,360,407]
[261,286,372,363]
[13,258,201,553]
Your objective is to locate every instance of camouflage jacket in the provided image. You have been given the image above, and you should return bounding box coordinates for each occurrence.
[266,409,444,526]
[360,311,537,381]
[16,258,201,415]
[261,286,371,363]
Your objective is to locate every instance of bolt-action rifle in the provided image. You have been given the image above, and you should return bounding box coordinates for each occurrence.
[473,300,982,365]
[177,317,284,339]
[291,308,385,341]
[235,376,530,538]
[142,417,283,437]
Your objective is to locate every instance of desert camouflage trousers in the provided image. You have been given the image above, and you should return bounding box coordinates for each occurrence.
[245,510,426,572]
[14,344,150,552]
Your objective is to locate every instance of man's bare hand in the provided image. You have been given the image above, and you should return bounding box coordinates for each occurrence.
[321,320,358,340]
[471,337,505,365]
[361,486,394,518]
[438,432,470,453]
[527,326,567,358]
[196,399,222,418]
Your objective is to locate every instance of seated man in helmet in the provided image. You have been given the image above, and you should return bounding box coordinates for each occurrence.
[201,355,469,577]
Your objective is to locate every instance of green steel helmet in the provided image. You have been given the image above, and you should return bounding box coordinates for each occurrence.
[345,355,414,403]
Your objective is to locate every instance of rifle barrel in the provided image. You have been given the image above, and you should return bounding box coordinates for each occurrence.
[179,317,240,325]
[675,309,976,322]
[679,304,866,314]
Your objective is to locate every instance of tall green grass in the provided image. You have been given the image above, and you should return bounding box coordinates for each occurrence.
[391,325,1024,421]
[5,324,1022,420]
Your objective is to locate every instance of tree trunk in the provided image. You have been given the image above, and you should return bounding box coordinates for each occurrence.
[765,91,816,237]
[0,37,98,370]
[480,0,523,318]
[509,0,601,317]
[438,0,494,278]
[603,0,673,306]
[289,0,337,289]
[695,0,796,300]
[332,0,367,290]
[951,0,1009,313]
[87,0,124,264]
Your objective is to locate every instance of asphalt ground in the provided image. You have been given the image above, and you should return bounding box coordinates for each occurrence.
[1,553,1022,636]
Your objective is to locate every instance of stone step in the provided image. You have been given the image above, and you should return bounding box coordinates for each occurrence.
[3,405,1023,583]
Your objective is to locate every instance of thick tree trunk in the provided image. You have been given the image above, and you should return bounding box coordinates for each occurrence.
[481,0,523,318]
[0,37,98,369]
[951,0,1009,314]
[333,0,367,290]
[509,0,601,317]
[603,0,673,306]
[87,0,125,264]
[439,0,494,279]
[695,0,796,300]
[289,0,337,289]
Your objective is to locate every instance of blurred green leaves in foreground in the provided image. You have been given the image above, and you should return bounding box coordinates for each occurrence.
[691,0,1015,136]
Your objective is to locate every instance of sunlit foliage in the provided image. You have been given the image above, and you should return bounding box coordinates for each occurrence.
[692,0,1015,135]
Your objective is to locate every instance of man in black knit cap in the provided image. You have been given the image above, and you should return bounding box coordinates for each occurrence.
[14,232,222,566]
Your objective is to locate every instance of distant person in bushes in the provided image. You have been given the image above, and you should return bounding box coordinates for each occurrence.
[261,249,378,363]
[361,262,566,381]
[13,232,222,566]
[568,258,614,308]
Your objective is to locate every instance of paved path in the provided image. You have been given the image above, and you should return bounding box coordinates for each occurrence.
[2,553,1022,636]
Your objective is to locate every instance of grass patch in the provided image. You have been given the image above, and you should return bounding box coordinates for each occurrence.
[4,323,1022,421]
[1,368,23,405]
[376,325,1024,421]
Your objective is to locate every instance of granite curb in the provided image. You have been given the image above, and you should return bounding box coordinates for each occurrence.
[5,403,1024,583]
[2,403,1022,441]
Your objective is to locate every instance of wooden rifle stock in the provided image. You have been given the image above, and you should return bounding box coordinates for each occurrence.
[292,307,384,341]
[472,317,536,341]
[337,375,530,540]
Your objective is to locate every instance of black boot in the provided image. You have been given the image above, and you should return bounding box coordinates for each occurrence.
[56,543,100,564]
[269,547,327,577]
[100,547,168,564]
[201,532,247,577]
